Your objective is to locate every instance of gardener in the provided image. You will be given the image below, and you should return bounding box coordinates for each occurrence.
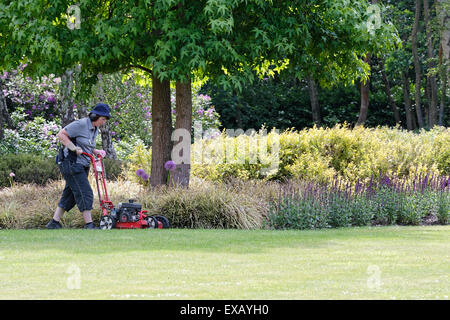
[46,103,111,229]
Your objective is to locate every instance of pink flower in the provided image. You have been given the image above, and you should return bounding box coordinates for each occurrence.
[9,172,15,177]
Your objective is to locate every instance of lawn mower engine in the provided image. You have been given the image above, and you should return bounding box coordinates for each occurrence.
[114,200,142,224]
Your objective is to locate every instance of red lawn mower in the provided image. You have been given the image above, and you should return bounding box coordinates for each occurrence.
[83,152,170,230]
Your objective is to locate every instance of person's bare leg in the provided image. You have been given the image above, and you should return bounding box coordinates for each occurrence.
[82,210,93,224]
[52,206,65,222]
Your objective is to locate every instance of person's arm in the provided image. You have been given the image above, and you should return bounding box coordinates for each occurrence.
[57,128,83,155]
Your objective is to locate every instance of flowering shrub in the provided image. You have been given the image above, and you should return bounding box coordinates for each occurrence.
[191,93,221,132]
[89,72,153,145]
[265,173,449,229]
[87,72,221,147]
[1,66,60,120]
[0,109,61,157]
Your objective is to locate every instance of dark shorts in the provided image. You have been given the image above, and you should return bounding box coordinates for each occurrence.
[58,160,93,212]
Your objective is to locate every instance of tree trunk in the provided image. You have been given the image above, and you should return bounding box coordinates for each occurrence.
[77,102,89,119]
[0,79,7,140]
[0,78,13,140]
[402,71,415,130]
[437,0,449,125]
[437,0,450,64]
[412,0,425,128]
[60,69,75,127]
[99,122,117,159]
[380,59,401,124]
[96,74,117,159]
[150,73,173,187]
[307,76,321,126]
[439,61,447,125]
[356,55,371,126]
[424,0,439,127]
[171,78,192,188]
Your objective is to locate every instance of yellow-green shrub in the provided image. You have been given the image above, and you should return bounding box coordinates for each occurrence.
[124,142,152,185]
[125,125,449,184]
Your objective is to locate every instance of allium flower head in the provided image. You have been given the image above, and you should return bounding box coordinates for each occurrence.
[164,160,176,171]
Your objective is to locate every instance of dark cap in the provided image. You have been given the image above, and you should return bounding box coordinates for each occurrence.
[89,103,111,119]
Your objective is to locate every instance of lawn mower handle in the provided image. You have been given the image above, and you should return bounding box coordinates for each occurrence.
[81,152,113,213]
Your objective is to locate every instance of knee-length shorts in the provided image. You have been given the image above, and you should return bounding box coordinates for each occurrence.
[57,160,93,212]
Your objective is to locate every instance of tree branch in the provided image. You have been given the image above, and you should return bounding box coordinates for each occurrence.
[122,64,153,74]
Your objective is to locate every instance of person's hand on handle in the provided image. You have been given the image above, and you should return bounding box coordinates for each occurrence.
[75,147,83,155]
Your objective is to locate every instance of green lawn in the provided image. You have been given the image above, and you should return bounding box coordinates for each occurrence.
[0,226,448,300]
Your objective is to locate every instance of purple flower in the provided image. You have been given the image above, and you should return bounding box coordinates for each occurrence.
[47,96,56,104]
[164,160,176,171]
[199,94,211,101]
[141,173,149,181]
[136,169,145,177]
[206,108,214,117]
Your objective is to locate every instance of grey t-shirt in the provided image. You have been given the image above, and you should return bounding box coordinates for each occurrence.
[64,117,98,167]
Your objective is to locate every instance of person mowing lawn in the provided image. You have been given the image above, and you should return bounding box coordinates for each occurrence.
[46,103,111,230]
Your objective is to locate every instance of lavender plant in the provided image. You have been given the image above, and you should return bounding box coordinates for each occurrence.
[266,172,449,230]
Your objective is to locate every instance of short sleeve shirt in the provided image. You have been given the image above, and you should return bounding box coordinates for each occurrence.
[64,117,99,167]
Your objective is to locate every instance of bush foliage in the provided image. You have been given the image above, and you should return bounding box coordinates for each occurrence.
[189,125,450,183]
[0,176,447,230]
[0,153,124,188]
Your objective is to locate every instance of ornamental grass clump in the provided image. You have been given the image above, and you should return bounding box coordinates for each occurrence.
[144,181,268,229]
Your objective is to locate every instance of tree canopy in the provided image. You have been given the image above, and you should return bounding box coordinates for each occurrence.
[0,0,401,186]
[1,0,399,87]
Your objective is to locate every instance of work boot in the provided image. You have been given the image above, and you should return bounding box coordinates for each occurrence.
[84,222,99,229]
[46,219,62,229]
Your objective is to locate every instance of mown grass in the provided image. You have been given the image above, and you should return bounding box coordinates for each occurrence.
[0,226,448,300]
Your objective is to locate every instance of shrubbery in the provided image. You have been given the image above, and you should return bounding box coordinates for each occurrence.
[0,154,60,187]
[1,124,448,230]
[265,174,449,230]
[189,125,450,183]
[0,176,447,230]
[0,153,124,188]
